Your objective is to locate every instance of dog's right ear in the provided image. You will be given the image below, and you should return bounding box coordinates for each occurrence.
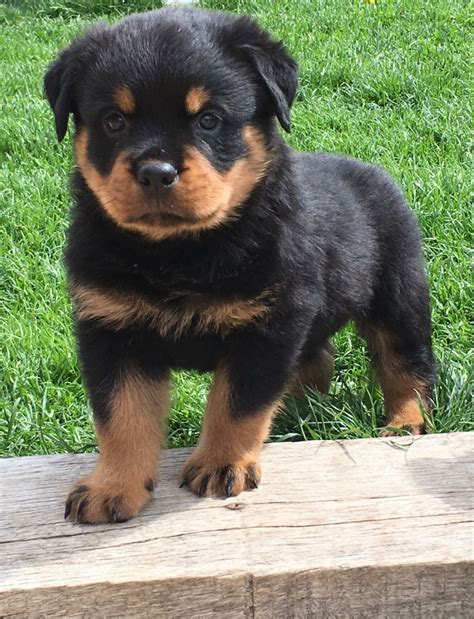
[44,26,106,142]
[44,47,79,142]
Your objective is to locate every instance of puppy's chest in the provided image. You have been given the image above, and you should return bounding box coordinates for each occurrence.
[70,282,274,339]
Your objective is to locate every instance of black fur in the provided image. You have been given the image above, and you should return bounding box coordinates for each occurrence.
[45,8,436,429]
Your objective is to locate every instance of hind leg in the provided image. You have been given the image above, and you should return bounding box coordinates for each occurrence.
[361,325,434,434]
[359,273,436,434]
[291,340,334,397]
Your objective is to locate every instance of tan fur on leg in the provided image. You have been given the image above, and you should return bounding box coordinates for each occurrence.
[363,327,429,435]
[182,367,277,497]
[65,372,170,523]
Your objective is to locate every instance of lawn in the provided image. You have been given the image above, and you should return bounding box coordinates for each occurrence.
[0,0,472,457]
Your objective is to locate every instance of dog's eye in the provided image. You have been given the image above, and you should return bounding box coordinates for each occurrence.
[198,113,220,131]
[104,112,126,133]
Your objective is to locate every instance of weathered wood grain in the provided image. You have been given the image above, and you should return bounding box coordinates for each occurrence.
[1,433,473,617]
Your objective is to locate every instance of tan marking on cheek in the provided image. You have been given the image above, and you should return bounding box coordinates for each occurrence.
[75,125,272,242]
[174,148,234,223]
[185,86,209,114]
[226,126,271,207]
[75,129,229,241]
[75,129,147,226]
[113,85,136,114]
[172,126,271,229]
[71,283,274,338]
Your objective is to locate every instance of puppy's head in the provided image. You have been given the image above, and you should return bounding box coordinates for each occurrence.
[44,9,298,241]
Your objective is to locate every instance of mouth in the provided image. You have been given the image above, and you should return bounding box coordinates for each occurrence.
[129,207,217,228]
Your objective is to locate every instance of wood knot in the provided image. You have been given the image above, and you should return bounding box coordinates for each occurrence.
[225,502,246,511]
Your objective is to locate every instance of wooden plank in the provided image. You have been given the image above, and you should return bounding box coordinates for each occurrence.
[1,433,473,617]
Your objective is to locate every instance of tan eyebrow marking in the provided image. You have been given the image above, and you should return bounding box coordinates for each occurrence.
[113,85,136,114]
[185,86,210,114]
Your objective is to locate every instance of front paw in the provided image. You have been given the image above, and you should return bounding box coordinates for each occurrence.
[65,473,154,524]
[181,450,261,498]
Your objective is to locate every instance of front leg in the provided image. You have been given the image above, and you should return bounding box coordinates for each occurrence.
[66,323,170,524]
[182,332,301,498]
[181,367,277,497]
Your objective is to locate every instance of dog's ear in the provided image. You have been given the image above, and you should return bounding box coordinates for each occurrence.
[44,26,106,141]
[231,18,299,132]
[44,51,76,142]
[240,41,298,132]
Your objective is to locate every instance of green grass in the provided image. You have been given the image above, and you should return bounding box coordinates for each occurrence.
[0,0,472,457]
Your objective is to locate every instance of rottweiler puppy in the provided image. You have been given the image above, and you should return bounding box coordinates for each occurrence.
[44,7,436,524]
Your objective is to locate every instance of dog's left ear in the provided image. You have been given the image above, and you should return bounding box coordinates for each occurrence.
[231,18,299,132]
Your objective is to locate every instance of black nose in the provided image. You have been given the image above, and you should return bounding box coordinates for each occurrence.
[137,162,178,191]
